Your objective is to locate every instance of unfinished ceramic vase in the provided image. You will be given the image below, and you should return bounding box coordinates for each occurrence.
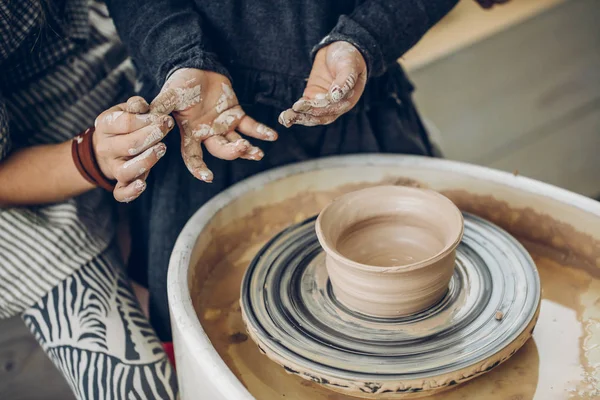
[315,186,464,318]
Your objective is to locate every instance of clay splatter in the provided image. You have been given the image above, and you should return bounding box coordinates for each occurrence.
[216,83,235,113]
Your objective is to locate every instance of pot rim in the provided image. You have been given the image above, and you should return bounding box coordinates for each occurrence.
[315,185,465,273]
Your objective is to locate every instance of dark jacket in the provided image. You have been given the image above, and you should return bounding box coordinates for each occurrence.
[106,0,459,340]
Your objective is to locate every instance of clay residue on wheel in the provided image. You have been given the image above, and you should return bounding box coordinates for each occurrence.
[441,190,600,273]
[190,178,600,399]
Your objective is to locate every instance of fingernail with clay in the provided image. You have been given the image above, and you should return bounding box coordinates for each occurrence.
[278,111,287,126]
[247,147,264,160]
[236,139,251,150]
[134,179,146,192]
[330,85,343,102]
[196,168,213,183]
[127,98,148,114]
[155,145,167,159]
[256,124,277,141]
[164,116,174,129]
[278,110,295,128]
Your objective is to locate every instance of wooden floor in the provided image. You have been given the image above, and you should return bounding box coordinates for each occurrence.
[402,0,565,70]
[408,0,600,197]
[0,317,74,400]
[1,0,598,398]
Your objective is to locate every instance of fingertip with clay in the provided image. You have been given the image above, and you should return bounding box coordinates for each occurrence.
[278,109,297,128]
[204,136,251,161]
[161,115,175,130]
[242,146,265,161]
[114,179,147,203]
[226,138,252,159]
[329,84,344,103]
[255,123,278,141]
[237,115,278,141]
[126,96,150,114]
[192,167,214,183]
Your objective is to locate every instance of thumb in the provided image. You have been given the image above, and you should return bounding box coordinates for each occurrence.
[326,42,366,103]
[149,87,180,115]
[150,85,201,115]
[328,64,360,103]
[150,69,203,114]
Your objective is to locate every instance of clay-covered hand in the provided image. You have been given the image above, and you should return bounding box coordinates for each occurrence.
[94,96,174,202]
[279,41,367,128]
[474,0,511,9]
[149,68,278,182]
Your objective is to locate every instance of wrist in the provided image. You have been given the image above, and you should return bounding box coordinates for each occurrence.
[91,128,114,180]
[157,50,232,88]
[72,127,116,191]
[58,140,97,192]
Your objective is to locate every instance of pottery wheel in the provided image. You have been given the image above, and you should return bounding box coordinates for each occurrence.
[241,213,541,398]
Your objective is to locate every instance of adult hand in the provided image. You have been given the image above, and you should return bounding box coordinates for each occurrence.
[94,96,174,202]
[279,41,367,127]
[149,68,278,182]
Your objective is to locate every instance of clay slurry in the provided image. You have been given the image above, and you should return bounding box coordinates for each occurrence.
[336,216,446,267]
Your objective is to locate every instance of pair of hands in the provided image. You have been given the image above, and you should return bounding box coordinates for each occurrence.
[92,41,367,202]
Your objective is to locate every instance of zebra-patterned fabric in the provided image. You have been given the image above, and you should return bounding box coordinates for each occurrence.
[23,246,177,399]
[0,0,136,317]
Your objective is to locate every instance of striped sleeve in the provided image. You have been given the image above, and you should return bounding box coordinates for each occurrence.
[0,91,11,161]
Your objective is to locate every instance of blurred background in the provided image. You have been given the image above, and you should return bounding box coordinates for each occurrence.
[404,0,600,199]
[1,0,599,399]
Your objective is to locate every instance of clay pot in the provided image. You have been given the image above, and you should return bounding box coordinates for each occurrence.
[315,185,464,318]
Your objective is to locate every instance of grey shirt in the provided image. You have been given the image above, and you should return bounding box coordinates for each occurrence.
[0,0,135,317]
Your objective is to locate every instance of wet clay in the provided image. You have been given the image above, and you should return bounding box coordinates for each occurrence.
[192,179,600,399]
[337,217,444,266]
[315,186,463,317]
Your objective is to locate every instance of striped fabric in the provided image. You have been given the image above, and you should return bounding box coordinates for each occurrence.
[0,0,136,317]
[22,246,177,399]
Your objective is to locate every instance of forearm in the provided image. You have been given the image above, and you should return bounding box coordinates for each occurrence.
[316,0,459,77]
[0,141,94,207]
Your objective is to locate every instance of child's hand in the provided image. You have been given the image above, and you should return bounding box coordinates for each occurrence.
[94,97,174,202]
[149,68,278,182]
[279,41,367,128]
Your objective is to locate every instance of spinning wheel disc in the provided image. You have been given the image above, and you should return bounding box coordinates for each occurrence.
[241,213,541,398]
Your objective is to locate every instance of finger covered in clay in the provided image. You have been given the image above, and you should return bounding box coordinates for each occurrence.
[114,178,146,203]
[116,143,167,183]
[125,96,150,114]
[203,134,251,161]
[180,120,214,183]
[225,132,264,161]
[278,109,337,127]
[236,115,278,142]
[150,68,203,114]
[122,115,174,156]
